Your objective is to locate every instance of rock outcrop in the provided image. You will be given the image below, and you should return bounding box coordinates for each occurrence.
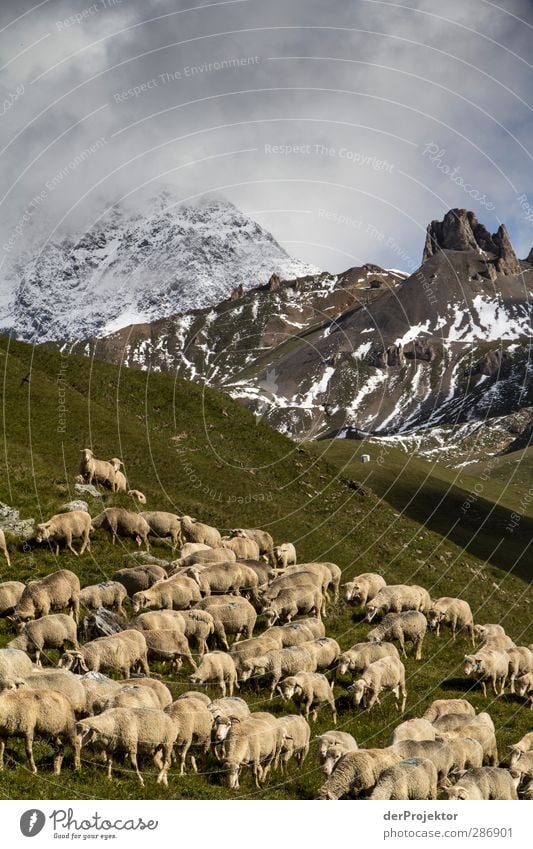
[423,209,520,277]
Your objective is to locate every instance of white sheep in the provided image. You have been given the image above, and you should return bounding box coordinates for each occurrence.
[165,696,213,774]
[194,596,257,649]
[230,634,282,679]
[273,543,297,571]
[0,647,34,690]
[445,737,484,772]
[140,511,182,552]
[507,646,533,694]
[317,748,401,799]
[171,548,237,571]
[463,649,509,696]
[337,641,400,677]
[9,668,86,714]
[112,564,167,597]
[91,508,151,549]
[241,646,318,699]
[343,572,386,607]
[59,630,150,677]
[80,581,127,616]
[132,574,202,613]
[186,561,249,598]
[0,688,80,774]
[319,735,359,775]
[437,724,499,766]
[510,750,533,786]
[0,581,25,617]
[366,611,427,660]
[431,711,495,735]
[509,731,533,766]
[179,543,211,558]
[389,718,436,745]
[350,655,407,712]
[428,597,475,645]
[221,712,280,789]
[103,684,162,711]
[36,510,91,556]
[76,706,177,785]
[263,585,324,625]
[445,767,519,800]
[8,613,79,666]
[365,584,429,621]
[516,671,533,708]
[78,448,117,490]
[422,698,476,723]
[14,569,81,623]
[190,651,239,696]
[278,671,336,722]
[277,713,310,772]
[109,459,127,493]
[264,618,326,647]
[304,637,340,670]
[394,739,455,783]
[221,535,260,560]
[370,757,438,800]
[143,629,197,671]
[181,516,222,548]
[0,529,11,567]
[128,489,147,504]
[230,528,274,558]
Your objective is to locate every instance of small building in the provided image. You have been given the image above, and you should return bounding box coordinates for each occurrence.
[361,454,371,463]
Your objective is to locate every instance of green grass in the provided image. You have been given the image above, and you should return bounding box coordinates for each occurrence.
[0,336,532,800]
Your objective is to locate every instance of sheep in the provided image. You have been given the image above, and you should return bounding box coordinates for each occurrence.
[78,448,117,490]
[8,613,79,666]
[389,718,437,745]
[238,559,276,589]
[132,574,202,613]
[317,748,401,799]
[59,630,150,678]
[179,542,211,558]
[79,672,124,715]
[445,767,519,800]
[13,569,81,623]
[0,581,25,617]
[320,740,359,776]
[165,697,213,774]
[112,564,167,596]
[109,459,127,493]
[303,637,340,670]
[437,724,499,766]
[428,597,475,645]
[177,691,212,705]
[209,696,250,720]
[0,529,10,568]
[316,731,358,764]
[507,646,533,694]
[394,740,455,783]
[474,623,506,642]
[140,511,182,552]
[370,757,438,800]
[366,611,427,660]
[0,688,80,774]
[263,585,324,626]
[171,548,237,571]
[277,714,310,772]
[516,672,533,708]
[181,516,222,548]
[186,561,249,598]
[35,510,91,557]
[91,508,151,549]
[222,535,260,561]
[350,655,407,713]
[477,634,516,652]
[128,489,147,504]
[122,677,172,709]
[264,618,326,647]
[343,572,386,607]
[278,672,336,722]
[230,527,274,558]
[222,712,280,788]
[103,684,162,711]
[273,542,297,571]
[194,596,257,649]
[432,711,495,734]
[365,584,429,621]
[8,668,86,715]
[445,737,484,772]
[230,634,282,678]
[135,610,186,632]
[509,731,533,767]
[190,651,239,696]
[76,707,177,785]
[511,751,533,785]
[422,698,476,723]
[143,629,197,671]
[0,648,34,690]
[241,646,318,699]
[522,780,533,799]
[337,641,400,677]
[463,649,509,696]
[80,581,127,616]
[277,562,336,604]
[177,610,215,657]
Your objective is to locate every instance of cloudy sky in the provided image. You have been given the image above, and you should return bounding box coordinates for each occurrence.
[0,0,532,283]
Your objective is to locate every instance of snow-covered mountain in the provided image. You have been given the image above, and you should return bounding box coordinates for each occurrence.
[0,194,319,342]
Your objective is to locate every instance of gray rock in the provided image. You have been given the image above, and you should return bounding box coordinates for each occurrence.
[60,500,89,513]
[74,483,102,498]
[0,502,35,539]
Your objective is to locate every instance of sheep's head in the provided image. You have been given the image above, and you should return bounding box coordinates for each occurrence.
[76,721,104,748]
[35,523,51,543]
[516,675,532,698]
[212,715,233,742]
[223,760,240,789]
[277,677,299,700]
[80,448,94,462]
[365,603,378,622]
[264,607,278,627]
[349,678,369,706]
[428,609,444,629]
[59,650,88,673]
[322,744,343,776]
[238,660,255,683]
[109,458,123,471]
[463,655,478,676]
[230,529,247,539]
[132,593,147,613]
[337,655,352,676]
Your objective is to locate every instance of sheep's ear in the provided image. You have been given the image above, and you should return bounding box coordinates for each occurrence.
[228,716,241,725]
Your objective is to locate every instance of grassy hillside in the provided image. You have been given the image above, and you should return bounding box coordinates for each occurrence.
[0,336,532,800]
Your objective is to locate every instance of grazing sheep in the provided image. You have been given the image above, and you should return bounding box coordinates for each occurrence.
[344,572,386,607]
[140,511,182,552]
[109,459,127,493]
[181,516,222,548]
[230,528,274,558]
[389,718,436,745]
[76,707,177,785]
[394,740,455,783]
[10,668,86,714]
[222,535,260,561]
[122,677,172,709]
[179,543,211,558]
[263,585,324,626]
[474,623,506,641]
[132,575,202,613]
[78,448,117,490]
[128,489,147,504]
[263,571,327,613]
[317,731,358,761]
[509,731,533,766]
[278,672,336,722]
[445,767,519,800]
[366,611,427,660]
[280,562,339,605]
[190,651,239,696]
[304,637,340,670]
[521,780,533,799]
[79,672,124,715]
[238,559,276,589]
[80,581,127,616]
[143,629,197,671]
[516,672,533,708]
[194,596,257,649]
[273,542,297,571]
[264,618,326,647]
[177,691,211,705]
[230,635,282,678]
[177,610,215,657]
[8,613,78,666]
[365,585,429,621]
[14,569,80,623]
[428,597,475,645]
[507,646,533,694]
[432,711,494,734]
[0,581,25,617]
[320,737,359,775]
[0,648,34,690]
[222,712,280,788]
[511,751,533,785]
[317,748,401,799]
[165,697,213,774]
[477,634,516,652]
[277,714,310,772]
[337,641,400,677]
[350,655,407,713]
[463,650,509,697]
[445,737,484,772]
[370,757,438,800]
[171,549,237,571]
[437,724,499,766]
[112,564,168,597]
[0,688,80,774]
[186,562,248,598]
[241,646,318,699]
[59,630,150,677]
[422,698,476,723]
[103,684,162,711]
[209,696,250,720]
[0,530,11,568]
[35,510,91,557]
[92,508,151,549]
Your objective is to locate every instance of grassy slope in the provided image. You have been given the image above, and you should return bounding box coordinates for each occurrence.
[0,336,532,800]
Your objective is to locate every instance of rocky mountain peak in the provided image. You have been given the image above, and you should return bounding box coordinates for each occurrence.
[422,209,520,275]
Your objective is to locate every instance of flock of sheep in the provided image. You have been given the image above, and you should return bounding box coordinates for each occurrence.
[0,447,531,799]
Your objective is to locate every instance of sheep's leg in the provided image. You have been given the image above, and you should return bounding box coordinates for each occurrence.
[398,634,406,657]
[500,675,506,696]
[35,650,42,667]
[55,543,60,556]
[436,623,440,638]
[66,533,79,557]
[53,739,65,776]
[330,701,337,725]
[510,673,515,694]
[0,741,4,770]
[401,687,407,713]
[129,751,144,786]
[25,736,37,774]
[179,742,191,775]
[415,638,422,661]
[190,754,198,773]
[492,675,499,696]
[481,680,487,698]
[451,618,457,640]
[107,754,114,780]
[220,677,226,697]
